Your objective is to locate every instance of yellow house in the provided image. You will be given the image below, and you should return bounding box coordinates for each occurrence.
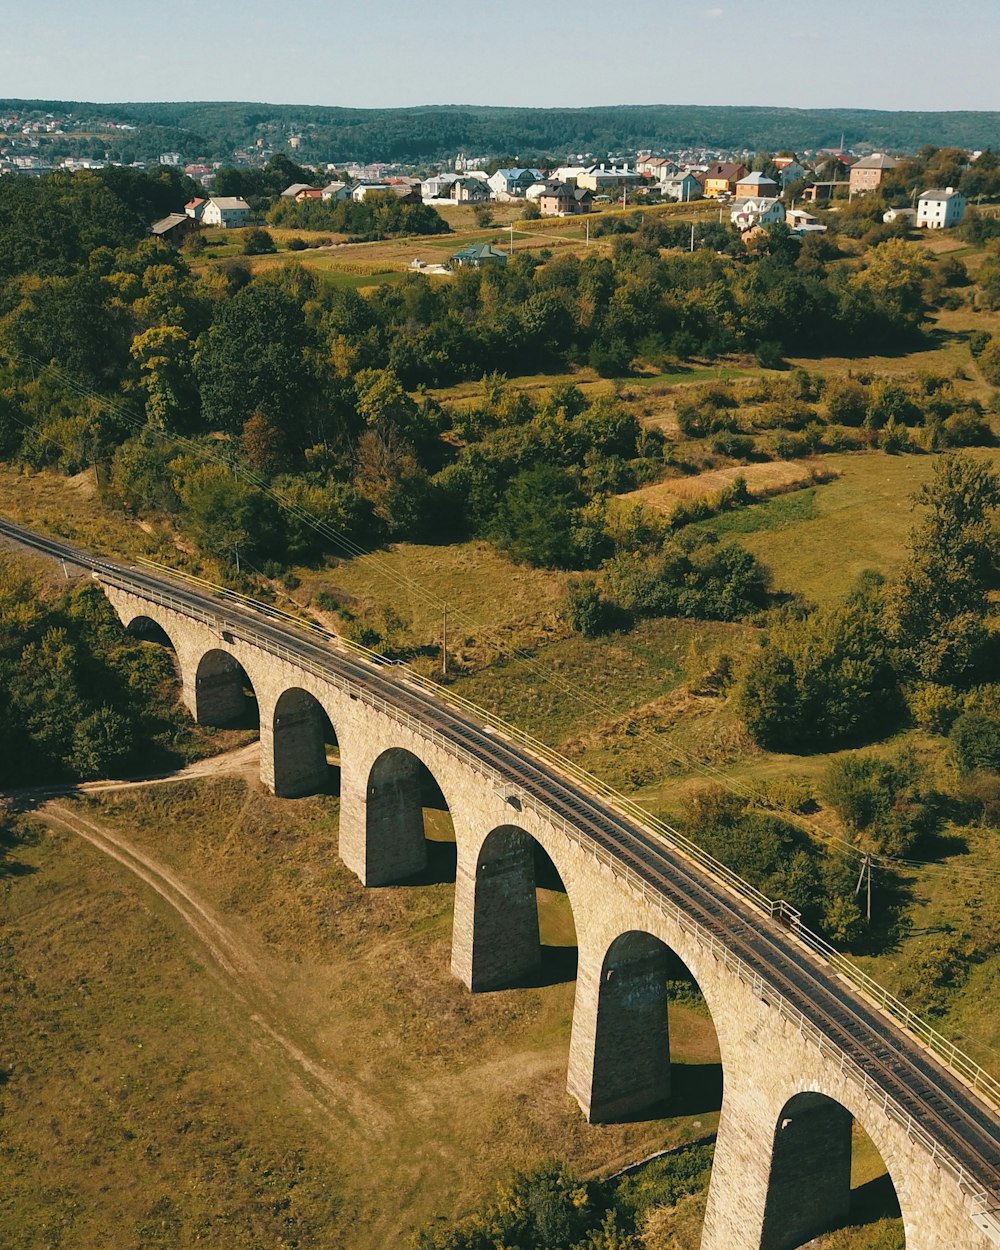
[701,161,748,198]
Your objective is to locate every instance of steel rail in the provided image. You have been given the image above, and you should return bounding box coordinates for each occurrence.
[2,517,999,1229]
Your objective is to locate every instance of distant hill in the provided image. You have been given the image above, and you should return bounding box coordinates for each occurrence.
[3,99,999,163]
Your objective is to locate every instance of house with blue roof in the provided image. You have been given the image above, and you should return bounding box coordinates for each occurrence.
[487,168,543,199]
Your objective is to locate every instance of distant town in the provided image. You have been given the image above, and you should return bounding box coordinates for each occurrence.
[1,102,992,248]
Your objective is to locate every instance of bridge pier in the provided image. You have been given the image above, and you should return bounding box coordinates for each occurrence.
[264,688,331,798]
[452,825,540,991]
[565,931,671,1122]
[340,746,427,886]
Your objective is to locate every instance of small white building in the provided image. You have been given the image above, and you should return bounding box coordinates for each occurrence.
[883,206,916,224]
[731,197,786,229]
[787,206,827,233]
[201,196,251,228]
[659,173,702,202]
[916,187,966,229]
[421,173,458,200]
[321,181,352,202]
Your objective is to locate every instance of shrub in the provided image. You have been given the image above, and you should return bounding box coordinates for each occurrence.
[286,236,307,251]
[950,710,1000,774]
[969,329,991,358]
[242,228,277,255]
[755,340,786,369]
[711,431,755,459]
[823,750,934,856]
[564,577,623,637]
[736,593,899,752]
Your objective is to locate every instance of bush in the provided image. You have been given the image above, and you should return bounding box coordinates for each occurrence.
[564,577,624,636]
[950,710,1000,774]
[969,329,991,358]
[823,750,934,856]
[736,592,899,752]
[755,340,786,369]
[286,236,307,251]
[711,431,755,459]
[242,228,277,255]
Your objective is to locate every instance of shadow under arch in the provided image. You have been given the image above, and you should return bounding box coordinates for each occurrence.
[470,824,578,992]
[194,648,259,730]
[760,1090,904,1250]
[590,930,722,1124]
[125,614,178,653]
[272,686,340,798]
[365,746,456,887]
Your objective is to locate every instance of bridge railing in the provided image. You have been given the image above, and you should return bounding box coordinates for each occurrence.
[122,557,1000,1118]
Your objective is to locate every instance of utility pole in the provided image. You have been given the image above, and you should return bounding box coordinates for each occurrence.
[690,222,695,252]
[509,222,514,255]
[442,604,448,677]
[855,853,873,922]
[585,216,590,246]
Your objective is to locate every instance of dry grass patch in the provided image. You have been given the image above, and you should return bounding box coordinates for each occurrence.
[622,460,818,512]
[1,778,723,1249]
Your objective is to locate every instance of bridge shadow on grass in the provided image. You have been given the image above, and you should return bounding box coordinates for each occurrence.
[610,1062,723,1124]
[849,1173,902,1225]
[510,943,579,989]
[390,838,457,887]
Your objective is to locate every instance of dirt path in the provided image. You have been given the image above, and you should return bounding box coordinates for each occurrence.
[36,797,391,1137]
[6,740,262,805]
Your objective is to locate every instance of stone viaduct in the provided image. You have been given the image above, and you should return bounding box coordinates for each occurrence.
[96,570,1000,1250]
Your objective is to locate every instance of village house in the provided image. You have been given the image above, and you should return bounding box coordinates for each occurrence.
[421,173,458,200]
[659,173,702,202]
[450,176,491,203]
[735,170,780,199]
[801,181,844,204]
[701,161,748,198]
[150,213,195,246]
[538,183,593,216]
[184,197,207,221]
[450,242,508,268]
[786,206,827,233]
[281,182,320,199]
[772,156,807,188]
[321,181,351,202]
[883,205,916,224]
[730,197,786,229]
[916,187,966,229]
[201,196,251,228]
[487,167,543,199]
[849,153,899,195]
[636,156,679,180]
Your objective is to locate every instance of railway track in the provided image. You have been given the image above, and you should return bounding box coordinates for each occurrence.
[3,516,999,1217]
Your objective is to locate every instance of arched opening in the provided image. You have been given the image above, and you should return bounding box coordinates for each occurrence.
[590,931,722,1123]
[125,615,177,652]
[272,688,340,798]
[470,826,577,992]
[761,1091,904,1250]
[364,747,456,887]
[194,649,259,729]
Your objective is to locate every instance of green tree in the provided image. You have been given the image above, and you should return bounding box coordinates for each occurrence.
[491,464,584,568]
[195,279,314,434]
[737,588,898,751]
[889,453,1000,682]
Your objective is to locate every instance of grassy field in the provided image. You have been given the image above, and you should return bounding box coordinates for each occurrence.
[1,779,724,1248]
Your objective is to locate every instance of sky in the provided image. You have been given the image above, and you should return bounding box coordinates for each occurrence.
[3,0,1000,113]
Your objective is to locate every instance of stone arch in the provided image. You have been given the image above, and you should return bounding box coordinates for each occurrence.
[588,929,722,1123]
[124,613,178,653]
[760,1089,904,1250]
[194,648,259,728]
[467,824,578,992]
[271,687,340,798]
[363,747,457,886]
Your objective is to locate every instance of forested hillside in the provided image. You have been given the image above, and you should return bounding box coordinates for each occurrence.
[4,98,1000,163]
